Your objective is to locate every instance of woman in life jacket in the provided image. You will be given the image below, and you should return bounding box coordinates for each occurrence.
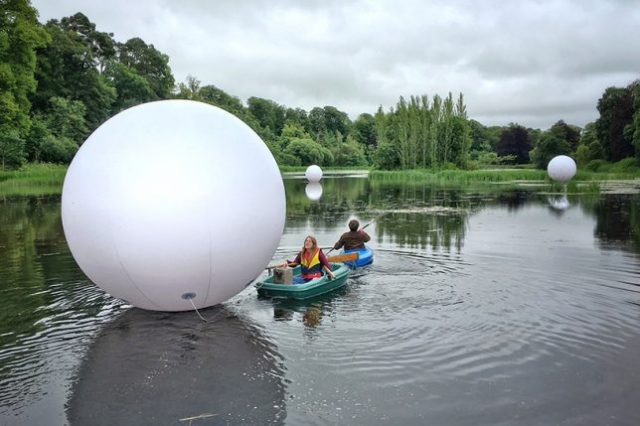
[284,235,335,283]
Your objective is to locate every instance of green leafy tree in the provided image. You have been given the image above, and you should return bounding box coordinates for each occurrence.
[32,17,116,131]
[59,12,115,72]
[104,62,155,112]
[26,97,85,163]
[332,135,367,167]
[247,97,286,136]
[373,142,400,170]
[0,128,25,169]
[529,120,581,169]
[371,93,471,169]
[629,80,640,163]
[284,107,310,133]
[0,0,49,167]
[117,37,174,99]
[284,138,332,166]
[595,85,635,161]
[308,106,351,142]
[44,96,88,142]
[496,124,532,164]
[468,119,492,153]
[530,132,570,169]
[548,120,581,152]
[575,122,602,166]
[352,113,377,148]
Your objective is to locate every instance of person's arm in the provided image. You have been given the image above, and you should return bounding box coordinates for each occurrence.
[359,230,371,243]
[283,252,301,267]
[333,235,345,250]
[319,250,334,278]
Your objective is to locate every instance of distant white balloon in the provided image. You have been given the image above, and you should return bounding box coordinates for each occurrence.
[305,165,323,182]
[62,100,286,312]
[305,182,323,201]
[547,155,577,183]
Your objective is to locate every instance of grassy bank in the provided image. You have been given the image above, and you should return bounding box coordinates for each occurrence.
[0,164,67,196]
[369,168,640,184]
[279,165,371,173]
[1,163,638,197]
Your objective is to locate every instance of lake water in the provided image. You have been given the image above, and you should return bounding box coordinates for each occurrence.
[1,176,639,425]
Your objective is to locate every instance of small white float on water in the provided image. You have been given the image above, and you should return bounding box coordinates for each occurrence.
[305,165,323,182]
[547,155,577,183]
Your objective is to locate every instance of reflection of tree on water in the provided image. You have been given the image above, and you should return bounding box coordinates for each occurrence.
[285,178,369,226]
[67,308,286,425]
[496,190,531,211]
[0,196,107,415]
[581,194,640,252]
[285,177,640,254]
[375,211,468,251]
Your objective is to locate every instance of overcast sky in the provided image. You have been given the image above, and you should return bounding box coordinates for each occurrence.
[31,0,640,129]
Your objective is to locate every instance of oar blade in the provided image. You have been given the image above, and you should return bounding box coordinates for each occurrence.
[327,253,358,263]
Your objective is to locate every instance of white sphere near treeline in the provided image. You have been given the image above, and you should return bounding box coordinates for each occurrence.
[547,155,577,183]
[61,100,286,312]
[305,165,323,182]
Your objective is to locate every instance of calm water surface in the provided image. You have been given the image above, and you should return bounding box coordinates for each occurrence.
[1,176,639,425]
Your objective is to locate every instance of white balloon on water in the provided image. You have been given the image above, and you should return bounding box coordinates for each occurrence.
[61,100,286,312]
[547,155,577,183]
[305,182,323,201]
[305,165,323,182]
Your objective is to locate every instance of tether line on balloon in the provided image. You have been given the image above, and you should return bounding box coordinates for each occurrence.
[188,298,208,322]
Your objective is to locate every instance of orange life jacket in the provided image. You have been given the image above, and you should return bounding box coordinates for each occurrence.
[300,248,322,279]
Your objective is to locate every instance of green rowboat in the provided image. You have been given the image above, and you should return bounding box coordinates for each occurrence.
[256,263,350,300]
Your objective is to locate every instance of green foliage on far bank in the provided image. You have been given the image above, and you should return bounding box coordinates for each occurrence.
[370,166,640,186]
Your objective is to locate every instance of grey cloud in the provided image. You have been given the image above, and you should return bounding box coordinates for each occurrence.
[32,0,640,129]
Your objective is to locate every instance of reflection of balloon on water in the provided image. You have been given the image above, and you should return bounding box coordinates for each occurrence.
[305,164,323,182]
[548,194,570,211]
[61,100,286,312]
[305,182,323,201]
[67,308,286,425]
[547,155,577,183]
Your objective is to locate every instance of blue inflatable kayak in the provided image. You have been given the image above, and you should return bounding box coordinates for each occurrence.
[343,246,374,267]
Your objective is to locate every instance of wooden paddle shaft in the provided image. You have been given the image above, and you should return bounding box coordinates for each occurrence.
[266,252,358,270]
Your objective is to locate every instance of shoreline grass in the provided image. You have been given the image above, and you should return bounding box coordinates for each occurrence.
[0,164,68,197]
[370,168,640,184]
[1,164,638,197]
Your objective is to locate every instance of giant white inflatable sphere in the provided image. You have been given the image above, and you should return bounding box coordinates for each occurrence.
[305,182,323,201]
[62,100,286,312]
[305,165,323,182]
[547,155,577,183]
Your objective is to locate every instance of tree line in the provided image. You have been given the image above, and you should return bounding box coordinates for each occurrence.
[1,1,639,171]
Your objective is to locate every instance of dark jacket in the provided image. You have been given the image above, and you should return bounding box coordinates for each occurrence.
[333,230,370,250]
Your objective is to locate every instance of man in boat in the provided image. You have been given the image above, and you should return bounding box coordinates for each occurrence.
[333,219,371,250]
[284,235,334,283]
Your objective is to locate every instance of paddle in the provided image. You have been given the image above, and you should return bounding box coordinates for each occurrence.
[266,252,358,271]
